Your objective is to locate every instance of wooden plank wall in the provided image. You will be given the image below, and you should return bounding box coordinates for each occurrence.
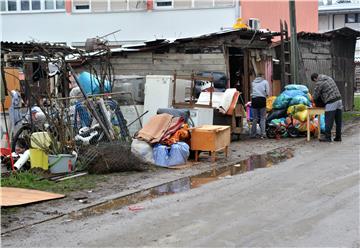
[298,37,356,111]
[298,39,332,94]
[331,37,356,111]
[111,52,227,76]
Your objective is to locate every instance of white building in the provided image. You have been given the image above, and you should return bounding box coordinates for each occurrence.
[0,0,240,46]
[318,1,360,60]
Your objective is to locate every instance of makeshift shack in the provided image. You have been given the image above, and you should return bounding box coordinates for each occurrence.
[80,29,279,104]
[273,27,360,111]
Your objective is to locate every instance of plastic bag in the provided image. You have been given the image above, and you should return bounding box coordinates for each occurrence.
[284,84,309,94]
[267,108,287,123]
[289,95,311,107]
[293,109,308,122]
[266,96,277,112]
[168,142,190,166]
[272,94,291,109]
[153,144,169,167]
[283,89,307,98]
[287,104,308,115]
[153,142,189,167]
[131,139,155,164]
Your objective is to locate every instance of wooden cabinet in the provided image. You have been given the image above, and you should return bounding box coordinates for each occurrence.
[190,125,231,162]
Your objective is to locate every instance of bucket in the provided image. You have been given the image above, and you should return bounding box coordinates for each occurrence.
[30,148,49,170]
[48,154,77,174]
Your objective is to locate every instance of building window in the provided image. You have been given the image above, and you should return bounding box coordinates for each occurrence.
[154,0,173,8]
[55,0,64,9]
[73,0,90,11]
[7,0,17,11]
[21,0,29,10]
[345,13,359,23]
[0,0,6,11]
[32,0,40,9]
[1,0,64,12]
[45,0,54,9]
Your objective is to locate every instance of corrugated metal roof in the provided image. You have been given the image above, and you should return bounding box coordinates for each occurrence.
[109,28,279,53]
[1,41,77,54]
[298,27,360,40]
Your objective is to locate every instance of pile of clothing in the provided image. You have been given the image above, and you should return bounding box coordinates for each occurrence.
[131,112,191,167]
[266,84,324,138]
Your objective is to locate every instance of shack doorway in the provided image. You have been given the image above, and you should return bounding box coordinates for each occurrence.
[228,47,245,103]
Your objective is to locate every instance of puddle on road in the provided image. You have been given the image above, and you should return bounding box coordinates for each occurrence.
[70,147,294,219]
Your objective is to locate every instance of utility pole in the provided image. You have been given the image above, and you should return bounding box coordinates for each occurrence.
[289,0,299,83]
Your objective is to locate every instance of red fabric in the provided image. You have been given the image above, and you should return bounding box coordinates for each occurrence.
[160,117,185,143]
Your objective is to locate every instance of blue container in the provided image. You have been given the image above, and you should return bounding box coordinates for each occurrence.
[77,72,111,95]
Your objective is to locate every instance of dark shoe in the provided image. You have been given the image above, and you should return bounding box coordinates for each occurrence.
[334,137,342,142]
[319,137,332,142]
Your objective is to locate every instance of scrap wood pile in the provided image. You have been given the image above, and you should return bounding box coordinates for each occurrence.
[1,41,146,175]
[265,84,324,139]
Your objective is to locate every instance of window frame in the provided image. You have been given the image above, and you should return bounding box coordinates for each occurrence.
[345,13,359,23]
[0,0,65,13]
[72,0,91,12]
[153,0,174,9]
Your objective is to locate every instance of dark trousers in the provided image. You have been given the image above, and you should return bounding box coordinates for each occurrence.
[324,109,342,139]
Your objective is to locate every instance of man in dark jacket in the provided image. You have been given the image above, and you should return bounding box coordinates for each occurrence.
[311,73,342,142]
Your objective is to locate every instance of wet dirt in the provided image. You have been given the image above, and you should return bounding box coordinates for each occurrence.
[70,147,294,219]
[2,118,358,234]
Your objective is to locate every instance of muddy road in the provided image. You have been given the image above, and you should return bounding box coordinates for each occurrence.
[2,124,359,247]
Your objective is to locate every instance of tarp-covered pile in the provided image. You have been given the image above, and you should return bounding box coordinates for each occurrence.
[266,84,325,138]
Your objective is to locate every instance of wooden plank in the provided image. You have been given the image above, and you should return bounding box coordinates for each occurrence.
[152,53,224,60]
[243,50,250,103]
[111,58,153,64]
[113,63,226,71]
[0,187,65,207]
[117,52,153,59]
[153,58,226,65]
[2,68,20,110]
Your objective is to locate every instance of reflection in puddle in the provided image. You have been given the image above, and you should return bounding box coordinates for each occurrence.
[70,147,294,218]
[190,147,293,188]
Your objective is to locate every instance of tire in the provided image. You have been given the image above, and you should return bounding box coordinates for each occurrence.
[287,125,299,138]
[11,124,33,152]
[266,125,277,139]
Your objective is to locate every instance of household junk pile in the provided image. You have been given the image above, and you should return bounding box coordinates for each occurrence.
[132,111,191,167]
[265,84,325,139]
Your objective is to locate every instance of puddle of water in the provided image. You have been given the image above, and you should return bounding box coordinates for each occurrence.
[70,147,294,218]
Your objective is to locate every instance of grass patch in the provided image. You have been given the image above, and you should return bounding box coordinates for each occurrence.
[342,96,360,121]
[354,96,360,111]
[1,171,107,194]
[343,112,360,121]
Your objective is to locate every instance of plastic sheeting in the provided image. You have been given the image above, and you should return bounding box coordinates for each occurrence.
[153,142,190,167]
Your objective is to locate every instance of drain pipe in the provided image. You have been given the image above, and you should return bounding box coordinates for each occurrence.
[235,0,240,20]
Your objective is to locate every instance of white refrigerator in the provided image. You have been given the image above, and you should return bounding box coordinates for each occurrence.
[143,75,213,126]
